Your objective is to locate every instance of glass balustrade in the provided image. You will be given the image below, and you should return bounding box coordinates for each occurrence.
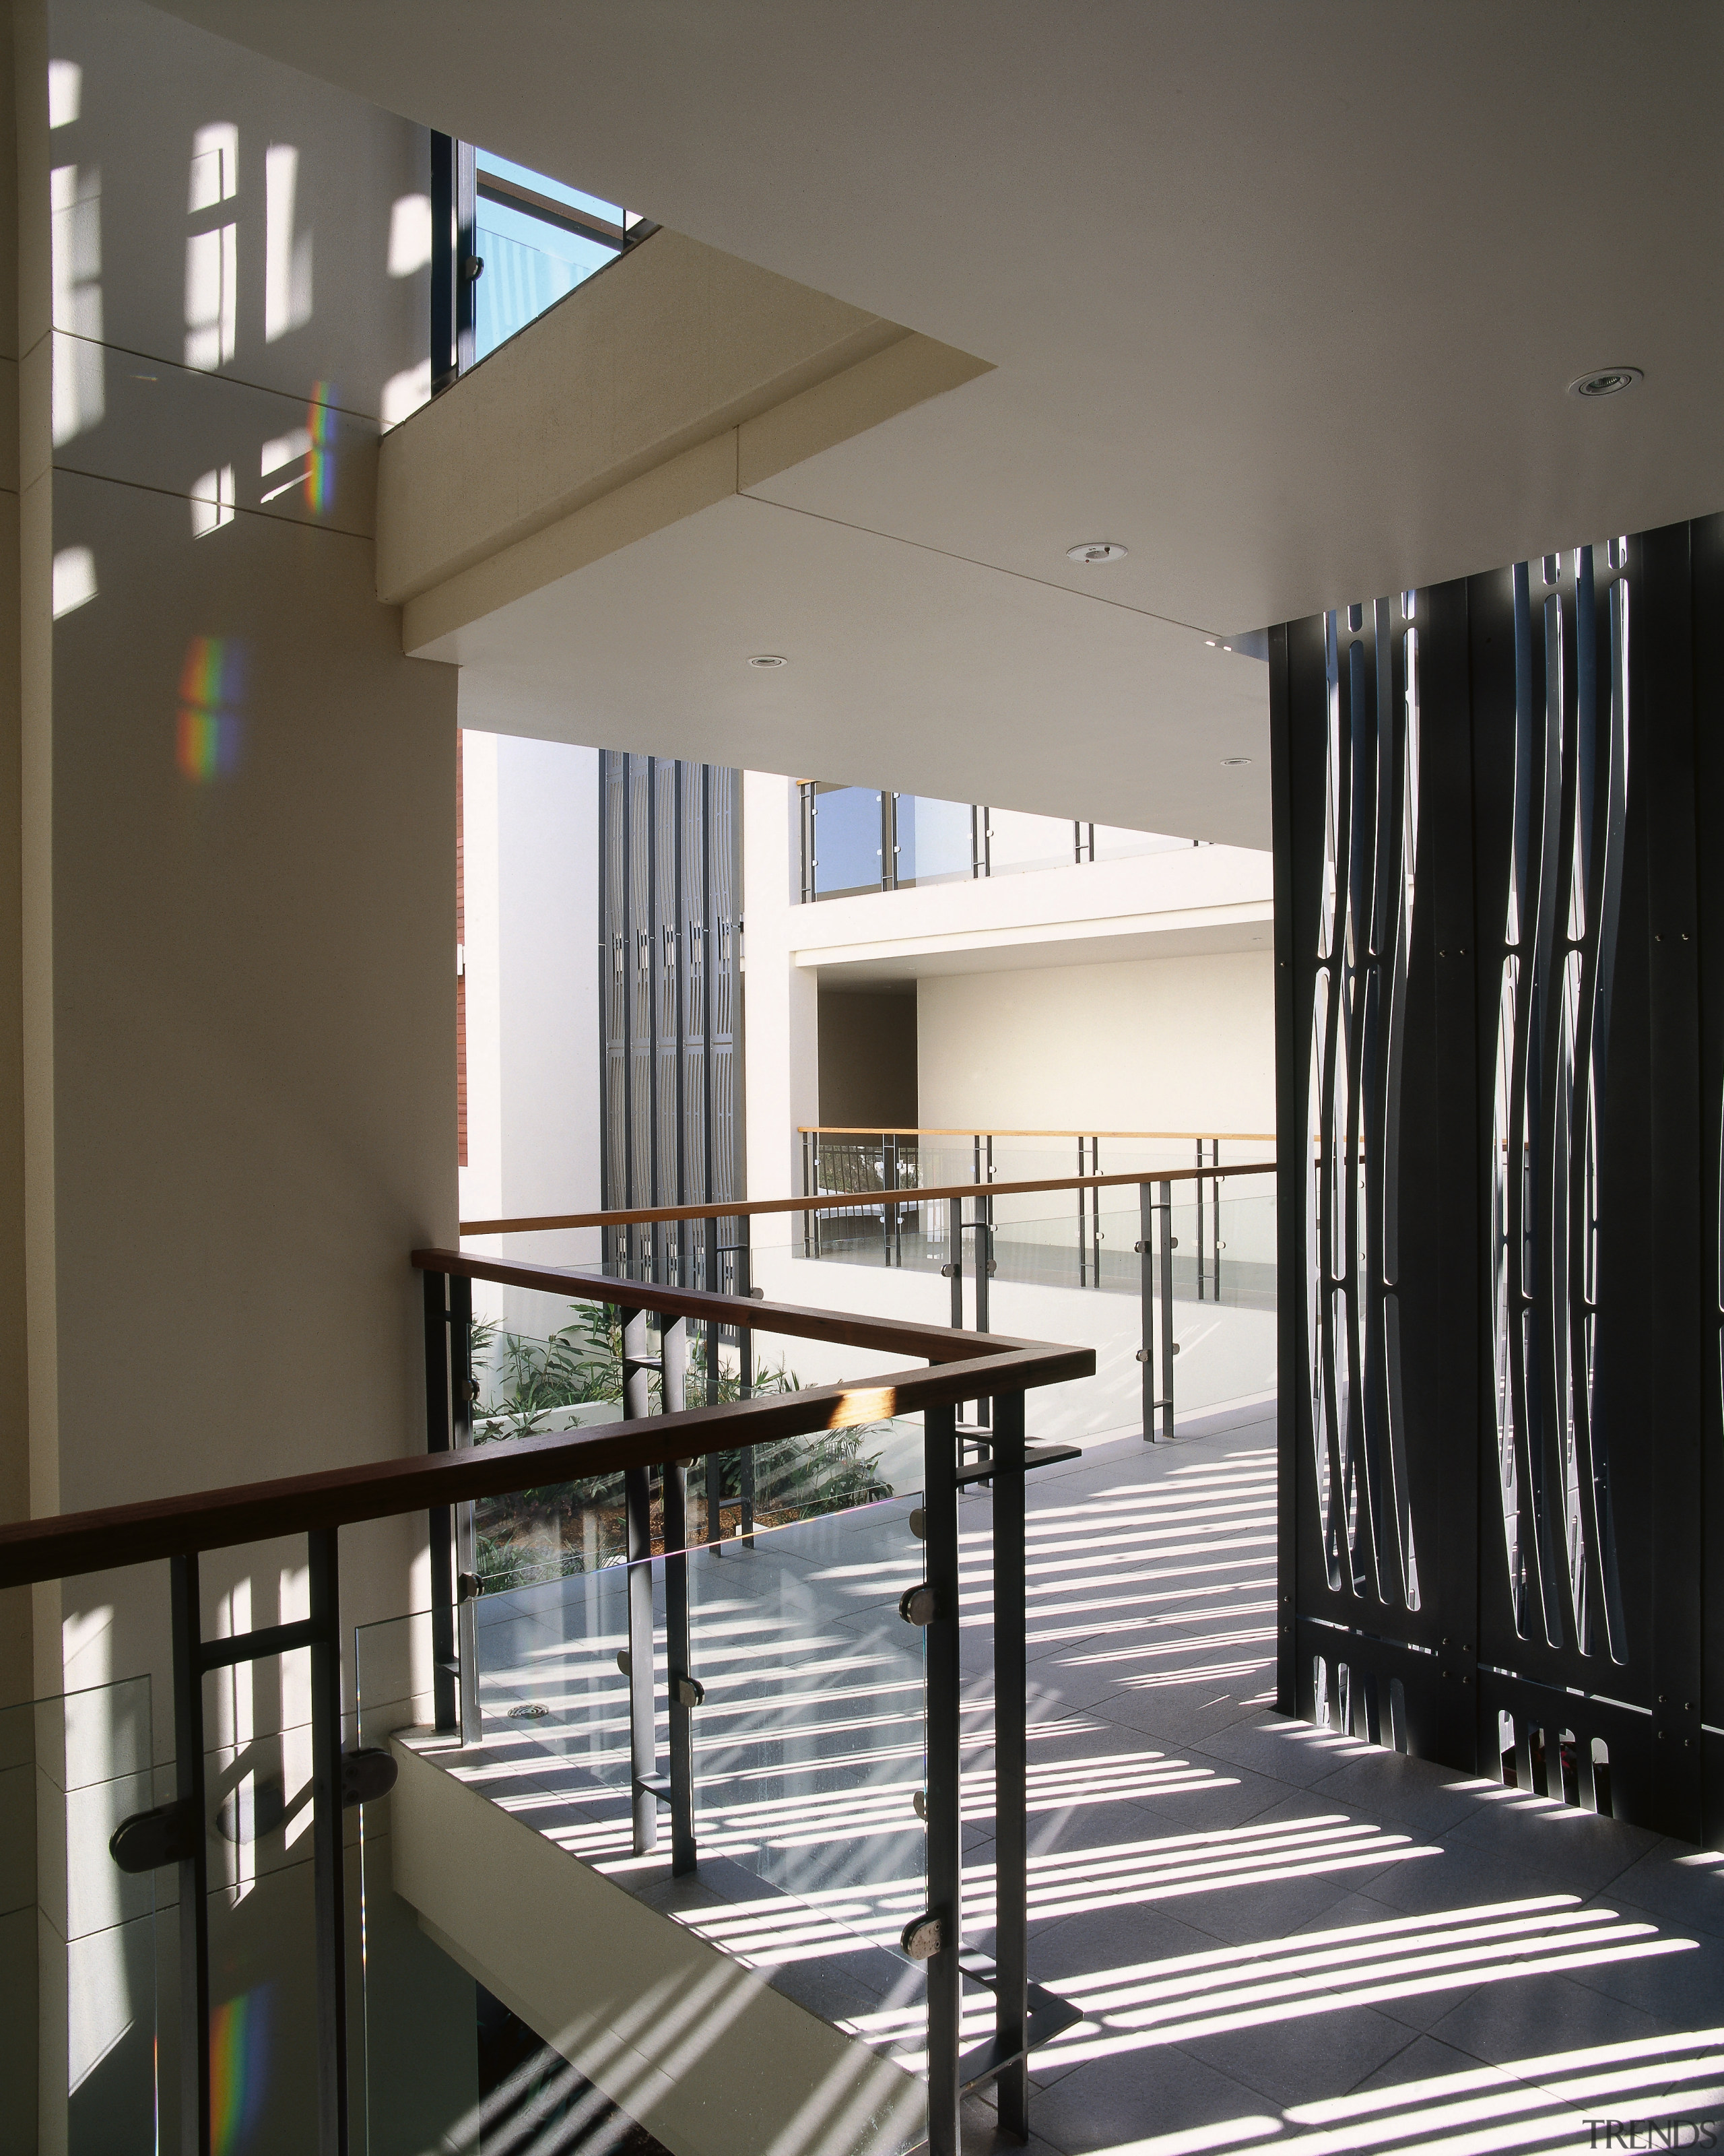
[351,1468,931,2151]
[807,783,886,897]
[793,1163,1277,1445]
[798,782,1197,900]
[5,1677,162,2147]
[9,1260,1074,2156]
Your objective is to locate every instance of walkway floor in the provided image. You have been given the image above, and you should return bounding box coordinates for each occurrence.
[448,1408,1724,2156]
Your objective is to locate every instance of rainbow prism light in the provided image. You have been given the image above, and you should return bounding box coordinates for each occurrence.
[209,1984,271,2154]
[176,634,247,781]
[304,379,336,517]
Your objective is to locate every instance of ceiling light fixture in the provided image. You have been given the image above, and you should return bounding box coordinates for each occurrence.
[747,653,787,668]
[1065,542,1128,565]
[1568,367,1643,399]
[1222,756,1253,766]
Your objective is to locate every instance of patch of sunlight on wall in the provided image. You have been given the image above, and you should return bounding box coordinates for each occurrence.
[51,162,102,440]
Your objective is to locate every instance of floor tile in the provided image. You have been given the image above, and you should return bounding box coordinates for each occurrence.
[1179,1999,1414,2108]
[1424,1971,1665,2064]
[1027,2039,1279,2154]
[432,1416,1723,2155]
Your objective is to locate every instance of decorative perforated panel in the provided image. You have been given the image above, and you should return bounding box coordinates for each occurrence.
[1306,597,1422,1613]
[599,754,743,1288]
[1488,547,1630,1663]
[1272,518,1724,1844]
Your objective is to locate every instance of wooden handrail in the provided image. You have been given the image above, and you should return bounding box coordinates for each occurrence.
[799,1126,1278,1140]
[459,1157,1277,1237]
[417,1253,1055,1361]
[0,1268,1094,1589]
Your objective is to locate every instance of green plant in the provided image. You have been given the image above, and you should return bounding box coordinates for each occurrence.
[465,1299,892,1588]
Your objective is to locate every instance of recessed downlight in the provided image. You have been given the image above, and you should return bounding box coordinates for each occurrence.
[1065,541,1128,565]
[1222,756,1253,766]
[748,653,787,668]
[1568,367,1642,399]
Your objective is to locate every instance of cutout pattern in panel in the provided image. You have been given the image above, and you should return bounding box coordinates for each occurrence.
[1307,597,1422,1609]
[598,754,745,1284]
[1489,546,1629,1660]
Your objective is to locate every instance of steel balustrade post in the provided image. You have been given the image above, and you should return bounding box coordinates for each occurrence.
[974,1199,993,1435]
[1138,1181,1156,1442]
[422,1270,458,1734]
[923,1400,962,2156]
[661,1317,698,1875]
[1196,1140,1206,1301]
[1091,1137,1102,1289]
[170,1552,211,2156]
[622,1309,659,1853]
[704,1230,723,1550]
[308,1526,350,2155]
[949,1198,964,1332]
[738,1240,756,1546]
[1158,1177,1176,1439]
[450,1273,480,1746]
[991,1390,1030,2138]
[1076,1138,1086,1288]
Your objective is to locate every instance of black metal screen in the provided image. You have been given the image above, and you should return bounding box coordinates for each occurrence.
[599,754,744,1291]
[1273,517,1724,1842]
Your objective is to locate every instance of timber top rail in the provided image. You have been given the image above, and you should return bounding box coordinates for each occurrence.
[801,1125,1277,1140]
[0,1260,1095,1590]
[460,1156,1277,1237]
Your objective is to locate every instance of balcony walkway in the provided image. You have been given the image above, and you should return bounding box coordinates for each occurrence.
[436,1410,1724,2155]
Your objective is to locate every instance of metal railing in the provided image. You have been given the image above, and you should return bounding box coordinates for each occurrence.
[462,1151,1273,1445]
[801,1124,1273,1282]
[797,781,1201,901]
[0,1260,1094,2156]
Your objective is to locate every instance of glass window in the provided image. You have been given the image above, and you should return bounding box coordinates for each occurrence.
[472,150,634,361]
[896,796,974,886]
[812,786,885,896]
[1092,824,1192,863]
[985,808,1076,876]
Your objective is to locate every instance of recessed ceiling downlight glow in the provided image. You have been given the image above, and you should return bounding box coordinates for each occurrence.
[1568,367,1643,399]
[1065,542,1128,564]
[748,653,787,667]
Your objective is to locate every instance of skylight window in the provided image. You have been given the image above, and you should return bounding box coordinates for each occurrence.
[471,148,647,360]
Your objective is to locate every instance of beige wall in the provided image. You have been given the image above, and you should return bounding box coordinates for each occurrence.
[817,988,916,1129]
[916,950,1276,1138]
[0,0,27,1724]
[741,771,817,1251]
[9,4,458,2141]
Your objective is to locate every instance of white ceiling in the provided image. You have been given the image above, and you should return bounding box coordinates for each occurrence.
[807,918,1273,989]
[440,491,1271,845]
[162,1,1723,840]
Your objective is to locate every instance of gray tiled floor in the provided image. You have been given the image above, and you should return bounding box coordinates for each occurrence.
[432,1410,1724,2153]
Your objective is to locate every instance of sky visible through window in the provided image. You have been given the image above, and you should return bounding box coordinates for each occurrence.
[473,149,634,360]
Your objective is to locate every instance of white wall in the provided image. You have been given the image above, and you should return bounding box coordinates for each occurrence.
[11,5,469,2140]
[917,950,1275,1141]
[459,729,601,1274]
[741,771,817,1255]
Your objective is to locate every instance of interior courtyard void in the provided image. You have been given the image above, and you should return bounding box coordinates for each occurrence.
[0,5,1721,2154]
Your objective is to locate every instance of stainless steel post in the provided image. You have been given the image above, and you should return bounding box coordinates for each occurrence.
[1158,1177,1176,1439]
[923,1401,962,2156]
[622,1309,659,1854]
[450,1274,480,1746]
[1137,1181,1156,1441]
[991,1391,1029,2136]
[308,1528,350,2155]
[661,1315,697,1874]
